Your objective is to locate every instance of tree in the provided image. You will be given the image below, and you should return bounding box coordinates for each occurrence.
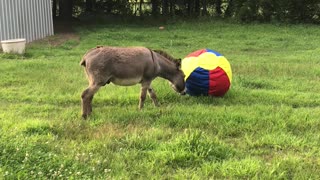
[162,0,169,16]
[169,0,176,16]
[151,0,160,17]
[187,0,192,16]
[215,0,222,16]
[139,0,144,16]
[86,0,95,12]
[224,0,236,18]
[195,0,200,17]
[59,0,73,20]
[202,0,208,16]
[50,0,320,24]
[52,0,57,17]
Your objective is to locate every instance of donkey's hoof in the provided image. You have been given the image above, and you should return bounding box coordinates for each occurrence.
[82,114,88,119]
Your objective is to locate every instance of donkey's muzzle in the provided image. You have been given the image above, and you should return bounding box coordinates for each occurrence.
[179,88,186,95]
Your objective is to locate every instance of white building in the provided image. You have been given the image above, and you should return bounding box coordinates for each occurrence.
[0,0,54,43]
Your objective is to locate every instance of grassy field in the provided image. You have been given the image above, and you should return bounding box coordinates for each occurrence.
[1,20,320,179]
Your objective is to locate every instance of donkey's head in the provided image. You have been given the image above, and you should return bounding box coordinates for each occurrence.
[169,59,186,95]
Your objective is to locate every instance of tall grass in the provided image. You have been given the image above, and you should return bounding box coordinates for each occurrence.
[0,20,320,179]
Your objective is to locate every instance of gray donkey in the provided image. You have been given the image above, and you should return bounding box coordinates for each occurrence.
[80,46,185,118]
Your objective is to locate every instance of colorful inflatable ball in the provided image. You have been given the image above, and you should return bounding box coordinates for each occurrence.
[181,49,232,96]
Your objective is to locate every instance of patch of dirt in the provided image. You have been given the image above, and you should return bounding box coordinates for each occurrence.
[30,20,80,47]
[47,33,80,47]
[52,21,80,46]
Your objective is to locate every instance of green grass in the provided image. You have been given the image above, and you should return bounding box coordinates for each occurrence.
[1,20,320,179]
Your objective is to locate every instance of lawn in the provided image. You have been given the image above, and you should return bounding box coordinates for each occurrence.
[1,19,320,179]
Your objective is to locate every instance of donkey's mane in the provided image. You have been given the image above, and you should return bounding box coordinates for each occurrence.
[153,49,178,63]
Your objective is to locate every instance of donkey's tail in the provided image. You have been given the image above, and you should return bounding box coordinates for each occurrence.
[80,58,86,67]
[80,46,104,67]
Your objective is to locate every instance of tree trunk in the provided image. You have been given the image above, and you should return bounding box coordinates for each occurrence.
[215,0,222,16]
[151,0,159,17]
[195,0,200,17]
[225,0,234,17]
[162,0,169,16]
[139,0,144,16]
[187,0,192,16]
[59,0,73,20]
[52,0,57,17]
[202,0,208,16]
[169,0,175,16]
[86,0,95,12]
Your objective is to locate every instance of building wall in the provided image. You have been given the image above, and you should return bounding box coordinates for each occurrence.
[0,0,54,43]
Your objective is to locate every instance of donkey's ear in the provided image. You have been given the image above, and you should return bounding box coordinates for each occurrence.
[175,58,182,69]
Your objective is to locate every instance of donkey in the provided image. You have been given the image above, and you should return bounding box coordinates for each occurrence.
[80,46,186,119]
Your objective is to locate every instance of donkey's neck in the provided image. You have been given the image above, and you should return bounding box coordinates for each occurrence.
[157,57,177,82]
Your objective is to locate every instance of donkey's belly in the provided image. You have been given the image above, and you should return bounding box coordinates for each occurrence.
[111,77,142,86]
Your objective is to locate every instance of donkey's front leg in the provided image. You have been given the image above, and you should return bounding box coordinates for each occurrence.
[139,82,151,110]
[148,87,159,107]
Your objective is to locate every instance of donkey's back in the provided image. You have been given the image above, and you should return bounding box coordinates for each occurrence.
[81,46,157,86]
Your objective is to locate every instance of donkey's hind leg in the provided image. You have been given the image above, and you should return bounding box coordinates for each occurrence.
[148,87,159,107]
[81,84,101,119]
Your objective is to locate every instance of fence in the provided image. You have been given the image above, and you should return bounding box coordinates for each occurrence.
[0,0,54,43]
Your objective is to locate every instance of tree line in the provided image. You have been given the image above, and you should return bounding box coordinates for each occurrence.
[53,0,320,23]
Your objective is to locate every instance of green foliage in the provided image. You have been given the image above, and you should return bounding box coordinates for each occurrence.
[97,0,132,15]
[1,20,320,179]
[233,0,320,23]
[61,0,320,23]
